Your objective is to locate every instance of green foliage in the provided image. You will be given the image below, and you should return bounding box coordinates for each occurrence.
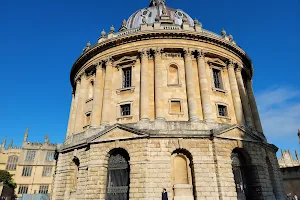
[0,170,17,189]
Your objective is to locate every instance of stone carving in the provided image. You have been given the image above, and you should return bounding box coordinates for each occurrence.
[183,48,193,58]
[142,15,147,24]
[221,28,227,37]
[82,41,91,53]
[119,19,128,31]
[101,29,106,38]
[110,25,115,33]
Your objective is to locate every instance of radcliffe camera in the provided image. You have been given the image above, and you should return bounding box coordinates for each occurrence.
[0,0,299,200]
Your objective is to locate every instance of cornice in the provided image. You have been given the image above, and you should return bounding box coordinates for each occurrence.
[70,30,253,87]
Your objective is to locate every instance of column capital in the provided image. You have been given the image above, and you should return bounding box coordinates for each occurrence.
[152,47,163,57]
[236,64,243,72]
[227,59,235,68]
[138,48,150,58]
[196,49,206,60]
[103,56,113,66]
[183,48,194,58]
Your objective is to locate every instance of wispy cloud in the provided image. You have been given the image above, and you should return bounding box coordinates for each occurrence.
[256,86,300,143]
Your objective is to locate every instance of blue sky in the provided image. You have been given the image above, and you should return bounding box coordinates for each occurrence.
[0,0,299,155]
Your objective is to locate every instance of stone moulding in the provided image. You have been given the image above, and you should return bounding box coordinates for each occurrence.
[60,122,272,153]
[70,30,253,87]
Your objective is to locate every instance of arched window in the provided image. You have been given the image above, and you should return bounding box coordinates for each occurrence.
[168,64,179,85]
[266,157,277,198]
[88,80,94,99]
[106,149,130,200]
[171,149,195,199]
[6,155,18,171]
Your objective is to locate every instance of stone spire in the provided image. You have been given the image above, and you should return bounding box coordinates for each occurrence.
[8,139,13,149]
[149,0,166,7]
[1,137,6,148]
[23,127,29,143]
[45,133,49,143]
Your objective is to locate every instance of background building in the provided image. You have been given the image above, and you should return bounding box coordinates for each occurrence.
[0,128,57,199]
[53,0,286,199]
[278,130,300,197]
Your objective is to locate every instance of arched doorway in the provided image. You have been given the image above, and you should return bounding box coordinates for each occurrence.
[105,148,130,200]
[231,150,248,200]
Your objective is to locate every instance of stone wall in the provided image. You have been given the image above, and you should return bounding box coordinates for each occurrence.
[53,136,285,200]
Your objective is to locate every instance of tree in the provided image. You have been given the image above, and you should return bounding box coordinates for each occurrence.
[0,170,17,189]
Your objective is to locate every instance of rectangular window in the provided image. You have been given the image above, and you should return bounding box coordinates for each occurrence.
[213,69,222,89]
[45,151,54,161]
[18,185,28,194]
[39,185,49,194]
[218,105,228,117]
[22,166,32,176]
[170,100,182,114]
[120,104,131,116]
[42,167,52,177]
[122,67,132,88]
[25,150,36,161]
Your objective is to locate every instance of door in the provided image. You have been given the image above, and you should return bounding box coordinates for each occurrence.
[106,153,129,200]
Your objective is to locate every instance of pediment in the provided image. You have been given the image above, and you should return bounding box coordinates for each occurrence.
[88,124,148,143]
[114,56,137,68]
[207,58,226,67]
[214,125,263,142]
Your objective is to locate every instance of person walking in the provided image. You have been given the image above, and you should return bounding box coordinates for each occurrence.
[162,188,168,200]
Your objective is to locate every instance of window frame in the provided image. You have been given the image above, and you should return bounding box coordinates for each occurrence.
[18,185,29,194]
[39,185,49,194]
[168,99,184,115]
[208,59,227,93]
[6,155,18,171]
[42,166,53,177]
[215,103,230,119]
[25,150,36,161]
[117,101,133,119]
[22,166,33,177]
[122,67,132,89]
[45,151,55,162]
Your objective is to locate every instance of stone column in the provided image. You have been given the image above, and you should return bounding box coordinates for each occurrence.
[91,62,105,127]
[196,50,214,122]
[235,65,254,127]
[70,81,81,134]
[101,57,113,125]
[74,73,88,133]
[227,60,244,124]
[246,79,263,132]
[139,49,150,121]
[183,48,199,121]
[66,91,75,136]
[153,48,165,120]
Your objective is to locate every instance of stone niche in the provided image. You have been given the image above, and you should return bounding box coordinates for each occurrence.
[171,152,194,200]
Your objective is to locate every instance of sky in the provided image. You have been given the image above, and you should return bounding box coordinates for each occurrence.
[0,0,299,155]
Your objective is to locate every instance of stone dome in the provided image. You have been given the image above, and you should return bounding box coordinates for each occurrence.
[126,0,194,29]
